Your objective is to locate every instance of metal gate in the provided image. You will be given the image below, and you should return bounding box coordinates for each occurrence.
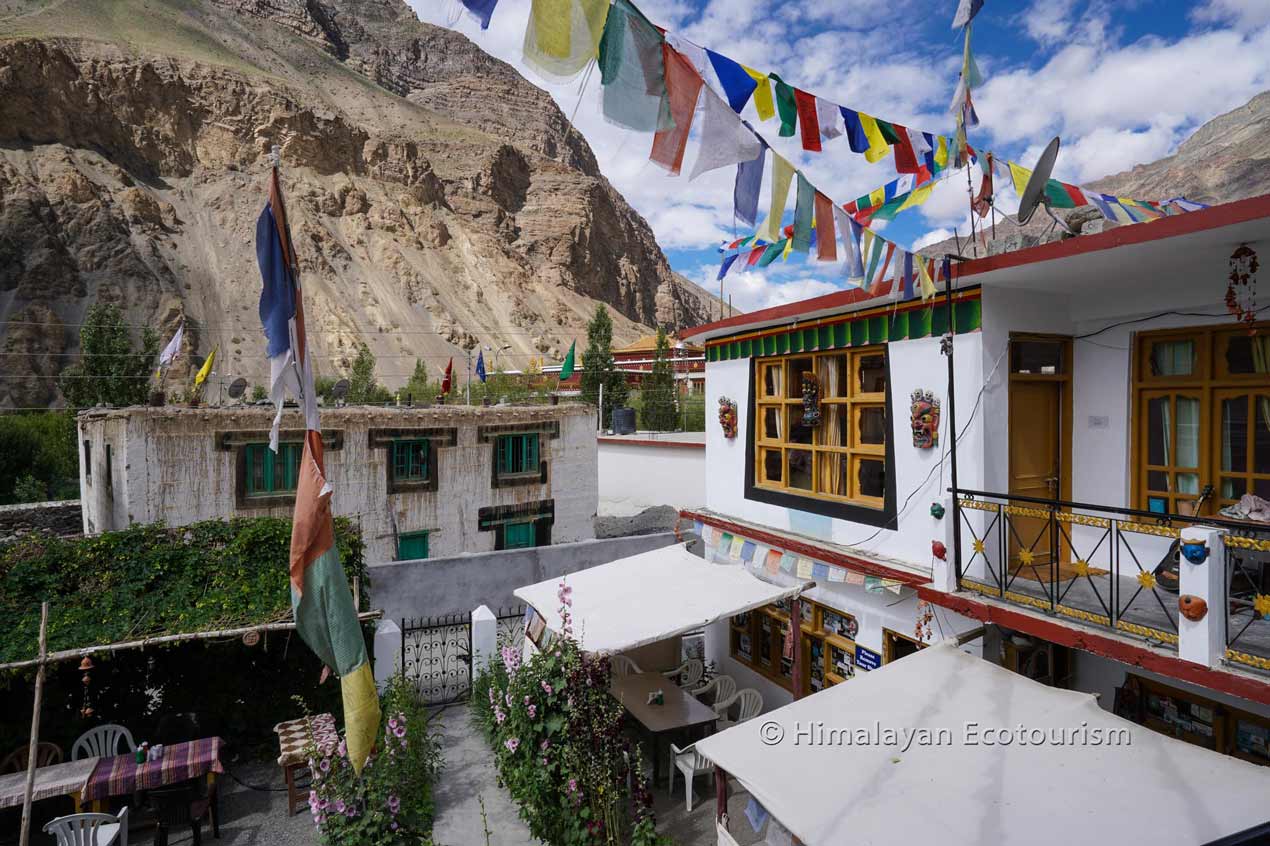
[401,613,472,705]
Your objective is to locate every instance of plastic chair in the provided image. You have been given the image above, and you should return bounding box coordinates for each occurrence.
[72,725,136,760]
[714,689,763,729]
[0,741,63,773]
[147,782,211,846]
[610,655,642,677]
[689,675,736,707]
[662,659,704,688]
[43,806,129,846]
[668,742,713,811]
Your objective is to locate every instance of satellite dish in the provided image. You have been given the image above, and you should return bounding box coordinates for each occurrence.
[227,377,248,399]
[332,379,350,402]
[1016,136,1078,236]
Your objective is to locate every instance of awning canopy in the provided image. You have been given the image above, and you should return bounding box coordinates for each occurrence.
[513,543,803,654]
[696,642,1270,846]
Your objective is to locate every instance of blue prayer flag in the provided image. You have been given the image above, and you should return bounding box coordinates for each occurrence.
[460,0,499,29]
[475,350,487,383]
[734,134,767,227]
[840,108,870,154]
[707,50,758,113]
[718,253,739,280]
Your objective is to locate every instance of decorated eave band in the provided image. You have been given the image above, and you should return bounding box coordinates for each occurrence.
[704,289,982,362]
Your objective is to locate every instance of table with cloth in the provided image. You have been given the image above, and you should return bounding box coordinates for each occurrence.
[82,736,224,834]
[0,758,99,810]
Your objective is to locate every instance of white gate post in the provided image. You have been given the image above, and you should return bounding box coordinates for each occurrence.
[373,618,401,691]
[1178,527,1226,668]
[471,605,497,678]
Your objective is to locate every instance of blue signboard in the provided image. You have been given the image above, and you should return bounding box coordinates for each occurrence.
[855,645,882,671]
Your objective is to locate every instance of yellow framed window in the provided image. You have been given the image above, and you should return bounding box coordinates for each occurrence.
[754,346,889,508]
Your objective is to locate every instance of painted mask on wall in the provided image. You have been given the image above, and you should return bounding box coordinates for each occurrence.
[911,389,941,449]
[1180,539,1209,565]
[1178,594,1208,622]
[718,396,738,439]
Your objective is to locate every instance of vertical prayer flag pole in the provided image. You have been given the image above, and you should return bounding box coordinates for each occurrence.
[18,602,48,846]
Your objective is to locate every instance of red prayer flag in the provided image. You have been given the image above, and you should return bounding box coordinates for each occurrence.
[793,89,822,152]
[892,124,919,173]
[871,243,896,295]
[441,358,453,394]
[746,246,764,266]
[814,192,837,262]
[1063,183,1088,206]
[651,45,704,175]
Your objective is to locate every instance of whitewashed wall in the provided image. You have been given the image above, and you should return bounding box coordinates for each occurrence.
[704,332,985,570]
[597,439,705,514]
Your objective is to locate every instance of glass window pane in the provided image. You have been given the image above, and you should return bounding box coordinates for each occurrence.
[1256,478,1270,500]
[763,449,783,483]
[820,354,847,398]
[857,354,886,394]
[1176,473,1199,495]
[763,364,783,397]
[788,359,813,399]
[1222,396,1249,473]
[857,406,887,446]
[1224,334,1255,374]
[1011,340,1063,375]
[857,458,886,499]
[762,406,782,441]
[1221,478,1243,500]
[818,452,847,497]
[1147,397,1167,466]
[1176,397,1200,467]
[1150,340,1194,376]
[1255,397,1270,474]
[820,406,845,448]
[789,407,814,444]
[1147,470,1169,492]
[788,450,813,490]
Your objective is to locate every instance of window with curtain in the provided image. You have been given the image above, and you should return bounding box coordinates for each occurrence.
[1135,325,1270,514]
[244,442,303,497]
[754,346,889,508]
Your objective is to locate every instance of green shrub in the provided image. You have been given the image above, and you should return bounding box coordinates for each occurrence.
[0,411,78,504]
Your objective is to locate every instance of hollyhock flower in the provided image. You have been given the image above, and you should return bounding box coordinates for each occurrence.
[495,707,506,724]
[334,800,345,813]
[527,704,537,718]
[505,737,520,753]
[388,794,401,814]
[391,821,399,831]
[540,739,551,751]
[541,681,553,695]
[568,778,579,793]
[337,740,347,758]
[393,724,406,738]
[505,692,514,707]
[319,758,331,772]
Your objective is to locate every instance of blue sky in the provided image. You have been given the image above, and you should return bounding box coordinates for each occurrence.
[415,0,1270,313]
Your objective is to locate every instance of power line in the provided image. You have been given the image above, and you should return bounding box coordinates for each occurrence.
[0,319,566,338]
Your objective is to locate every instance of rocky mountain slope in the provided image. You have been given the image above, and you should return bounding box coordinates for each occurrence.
[923,89,1270,259]
[0,0,726,407]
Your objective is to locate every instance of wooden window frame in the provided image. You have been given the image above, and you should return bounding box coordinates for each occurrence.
[728,599,863,696]
[882,627,925,664]
[1131,323,1270,514]
[396,530,430,561]
[243,442,303,500]
[391,439,430,484]
[752,346,890,510]
[83,440,91,485]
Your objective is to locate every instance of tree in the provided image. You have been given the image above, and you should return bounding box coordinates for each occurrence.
[0,411,78,504]
[579,306,628,429]
[403,359,432,404]
[641,327,679,431]
[346,343,390,404]
[58,304,158,407]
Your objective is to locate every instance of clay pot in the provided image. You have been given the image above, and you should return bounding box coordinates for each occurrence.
[1179,594,1208,622]
[932,540,948,561]
[148,390,165,407]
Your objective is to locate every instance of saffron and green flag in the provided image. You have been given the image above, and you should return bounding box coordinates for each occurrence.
[559,340,576,381]
[257,166,379,775]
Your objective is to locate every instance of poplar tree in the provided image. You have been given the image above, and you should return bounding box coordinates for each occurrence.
[580,305,628,429]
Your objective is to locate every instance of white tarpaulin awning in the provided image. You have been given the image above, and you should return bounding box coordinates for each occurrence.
[696,642,1270,846]
[513,543,803,654]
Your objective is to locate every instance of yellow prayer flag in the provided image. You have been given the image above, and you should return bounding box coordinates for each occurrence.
[898,183,935,213]
[743,66,776,122]
[194,346,216,388]
[782,238,794,260]
[525,0,609,78]
[868,187,886,209]
[918,257,936,300]
[935,136,949,168]
[858,113,890,163]
[1008,161,1033,197]
[756,154,795,244]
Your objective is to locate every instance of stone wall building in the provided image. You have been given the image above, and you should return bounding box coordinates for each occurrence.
[76,404,597,563]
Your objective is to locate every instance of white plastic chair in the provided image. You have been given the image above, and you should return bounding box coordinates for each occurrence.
[72,724,135,760]
[44,807,129,846]
[610,655,642,677]
[718,819,769,846]
[662,658,704,688]
[714,689,763,730]
[668,742,713,811]
[689,675,736,706]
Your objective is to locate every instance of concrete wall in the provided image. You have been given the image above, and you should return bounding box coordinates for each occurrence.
[597,438,705,514]
[77,404,597,563]
[368,531,681,623]
[0,500,82,542]
[704,332,985,570]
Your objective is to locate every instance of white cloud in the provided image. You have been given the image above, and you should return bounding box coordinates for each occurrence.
[1018,0,1080,45]
[1192,0,1270,28]
[913,227,955,251]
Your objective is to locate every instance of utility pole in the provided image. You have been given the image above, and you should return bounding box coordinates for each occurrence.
[465,349,472,406]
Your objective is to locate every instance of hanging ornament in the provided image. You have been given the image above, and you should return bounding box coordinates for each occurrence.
[242,629,261,647]
[801,372,822,426]
[1226,244,1259,332]
[717,397,738,439]
[79,656,95,720]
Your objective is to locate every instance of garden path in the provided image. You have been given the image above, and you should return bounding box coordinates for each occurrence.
[430,705,541,846]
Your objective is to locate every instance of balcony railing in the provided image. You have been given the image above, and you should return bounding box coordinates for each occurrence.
[1224,534,1270,674]
[952,488,1270,667]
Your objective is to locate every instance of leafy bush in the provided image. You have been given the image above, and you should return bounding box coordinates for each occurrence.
[472,583,667,846]
[306,674,442,844]
[0,411,78,504]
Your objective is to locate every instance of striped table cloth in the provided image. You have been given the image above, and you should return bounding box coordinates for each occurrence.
[82,737,224,801]
[0,758,98,809]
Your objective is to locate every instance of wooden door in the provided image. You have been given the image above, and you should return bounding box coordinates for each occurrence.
[1009,380,1062,572]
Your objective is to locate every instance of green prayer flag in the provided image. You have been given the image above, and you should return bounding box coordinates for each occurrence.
[876,120,901,145]
[769,73,798,138]
[559,340,576,381]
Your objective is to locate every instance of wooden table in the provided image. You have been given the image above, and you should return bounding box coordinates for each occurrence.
[610,672,717,784]
[0,757,98,810]
[82,737,224,835]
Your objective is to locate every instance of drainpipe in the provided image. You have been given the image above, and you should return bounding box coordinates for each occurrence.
[943,256,962,586]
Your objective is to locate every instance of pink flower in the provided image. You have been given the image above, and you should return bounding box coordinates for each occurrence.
[541,681,553,695]
[505,737,520,753]
[540,739,551,751]
[494,707,506,724]
[568,778,579,793]
[393,724,406,738]
[527,704,537,718]
[387,795,401,814]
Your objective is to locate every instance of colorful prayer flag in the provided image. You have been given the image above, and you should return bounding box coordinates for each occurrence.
[743,66,775,121]
[559,341,575,381]
[841,108,869,154]
[765,549,781,574]
[158,322,184,368]
[708,50,758,112]
[524,0,609,80]
[734,136,767,226]
[194,346,216,389]
[756,154,794,243]
[816,97,843,140]
[952,0,983,28]
[691,88,762,180]
[796,557,814,578]
[769,73,798,138]
[791,172,814,253]
[650,43,704,174]
[441,357,453,394]
[476,350,487,383]
[814,192,837,262]
[793,88,821,152]
[858,112,890,163]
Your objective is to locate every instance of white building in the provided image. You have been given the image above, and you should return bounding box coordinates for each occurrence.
[77,404,597,563]
[681,194,1270,758]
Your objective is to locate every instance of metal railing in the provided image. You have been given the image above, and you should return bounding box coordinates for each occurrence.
[952,488,1270,654]
[1223,535,1270,674]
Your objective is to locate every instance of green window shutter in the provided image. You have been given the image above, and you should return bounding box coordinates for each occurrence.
[505,521,536,549]
[527,434,539,470]
[497,436,508,474]
[833,323,848,348]
[397,531,429,560]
